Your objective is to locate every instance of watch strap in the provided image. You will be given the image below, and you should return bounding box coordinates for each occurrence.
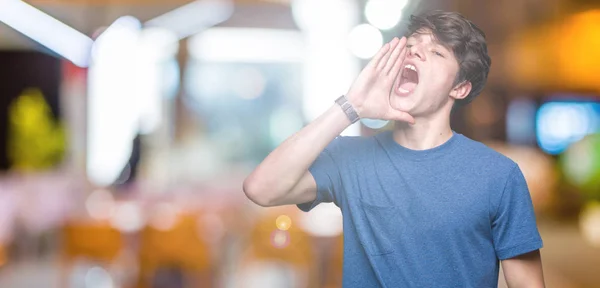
[335,95,360,124]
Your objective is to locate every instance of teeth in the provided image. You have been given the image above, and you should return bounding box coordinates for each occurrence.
[404,64,417,71]
[398,87,409,93]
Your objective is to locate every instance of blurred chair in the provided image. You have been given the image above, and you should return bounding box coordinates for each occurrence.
[137,213,213,288]
[237,208,318,288]
[60,221,124,287]
[62,221,123,263]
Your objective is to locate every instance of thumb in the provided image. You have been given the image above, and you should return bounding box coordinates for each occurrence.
[385,108,415,124]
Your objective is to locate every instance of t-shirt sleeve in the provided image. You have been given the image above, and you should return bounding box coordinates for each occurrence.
[491,164,543,260]
[297,136,346,212]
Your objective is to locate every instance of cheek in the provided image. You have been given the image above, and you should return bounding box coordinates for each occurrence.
[424,63,459,91]
[430,70,456,90]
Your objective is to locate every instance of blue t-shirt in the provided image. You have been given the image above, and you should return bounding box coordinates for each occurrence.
[297,130,543,288]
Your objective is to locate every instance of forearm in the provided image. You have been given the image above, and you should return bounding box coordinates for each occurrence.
[505,276,545,288]
[502,250,545,288]
[243,103,351,205]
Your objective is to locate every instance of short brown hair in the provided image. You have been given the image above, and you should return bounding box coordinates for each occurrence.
[406,11,491,106]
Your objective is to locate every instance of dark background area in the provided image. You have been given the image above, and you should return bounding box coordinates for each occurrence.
[0,51,61,170]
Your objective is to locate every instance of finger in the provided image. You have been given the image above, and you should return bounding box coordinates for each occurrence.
[386,109,415,124]
[376,37,400,71]
[365,42,391,70]
[384,37,407,75]
[389,40,408,77]
[374,38,398,71]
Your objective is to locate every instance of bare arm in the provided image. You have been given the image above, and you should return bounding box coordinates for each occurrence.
[243,37,414,207]
[501,250,545,288]
[243,105,351,207]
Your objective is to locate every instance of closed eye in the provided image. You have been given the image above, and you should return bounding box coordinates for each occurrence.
[432,50,445,57]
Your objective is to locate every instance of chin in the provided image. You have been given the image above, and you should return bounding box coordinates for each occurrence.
[390,90,419,113]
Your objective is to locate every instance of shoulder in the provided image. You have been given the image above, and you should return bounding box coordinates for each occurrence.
[452,134,523,194]
[454,136,531,217]
[454,133,518,173]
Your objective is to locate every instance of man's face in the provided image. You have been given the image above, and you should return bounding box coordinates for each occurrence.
[391,29,462,116]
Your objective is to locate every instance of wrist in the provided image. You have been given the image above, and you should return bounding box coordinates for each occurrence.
[335,95,360,124]
[322,103,354,132]
[345,93,363,116]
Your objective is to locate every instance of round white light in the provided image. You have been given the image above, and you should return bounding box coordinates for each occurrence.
[348,24,383,59]
[361,118,389,129]
[291,0,357,31]
[110,202,144,233]
[149,203,179,231]
[85,266,114,288]
[580,202,600,248]
[85,189,115,220]
[365,0,408,30]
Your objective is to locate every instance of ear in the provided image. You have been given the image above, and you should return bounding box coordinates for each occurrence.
[449,81,472,100]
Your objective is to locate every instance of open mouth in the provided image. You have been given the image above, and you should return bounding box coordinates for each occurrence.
[397,64,419,95]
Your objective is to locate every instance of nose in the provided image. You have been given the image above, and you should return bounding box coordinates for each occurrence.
[408,45,425,61]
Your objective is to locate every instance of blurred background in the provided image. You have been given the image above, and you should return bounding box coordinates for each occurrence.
[0,0,599,287]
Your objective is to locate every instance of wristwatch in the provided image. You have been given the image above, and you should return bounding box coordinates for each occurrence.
[335,95,360,124]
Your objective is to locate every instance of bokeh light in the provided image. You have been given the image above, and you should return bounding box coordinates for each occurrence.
[536,102,599,155]
[364,0,407,30]
[555,10,600,91]
[580,202,600,248]
[85,189,115,220]
[291,0,358,32]
[270,230,290,249]
[110,202,144,233]
[361,118,389,130]
[149,202,179,231]
[561,134,600,197]
[188,28,304,63]
[84,266,114,288]
[275,215,292,231]
[347,24,383,59]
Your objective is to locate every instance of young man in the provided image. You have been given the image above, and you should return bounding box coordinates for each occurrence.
[243,10,545,287]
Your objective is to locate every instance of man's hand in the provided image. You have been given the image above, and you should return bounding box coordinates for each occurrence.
[346,37,414,124]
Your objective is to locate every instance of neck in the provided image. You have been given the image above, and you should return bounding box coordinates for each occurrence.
[391,106,454,150]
